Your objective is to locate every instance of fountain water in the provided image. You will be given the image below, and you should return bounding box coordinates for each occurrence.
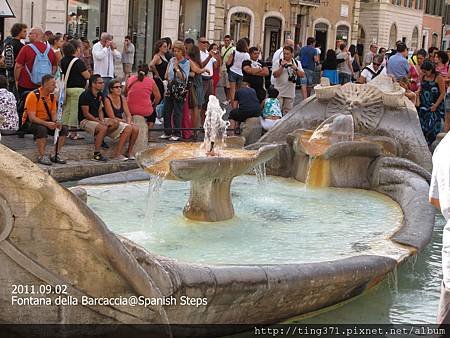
[201,95,230,156]
[136,95,278,222]
[302,114,354,187]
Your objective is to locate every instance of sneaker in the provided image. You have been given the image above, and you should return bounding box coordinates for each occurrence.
[50,154,67,164]
[111,155,128,161]
[92,152,108,162]
[38,155,52,166]
[169,136,180,141]
[155,118,163,125]
[101,141,109,149]
[222,100,230,106]
[159,134,171,139]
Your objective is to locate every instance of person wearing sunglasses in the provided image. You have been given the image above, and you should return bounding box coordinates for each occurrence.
[103,79,138,160]
[357,54,386,84]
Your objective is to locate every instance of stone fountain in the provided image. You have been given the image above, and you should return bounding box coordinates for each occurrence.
[0,77,436,335]
[136,95,277,222]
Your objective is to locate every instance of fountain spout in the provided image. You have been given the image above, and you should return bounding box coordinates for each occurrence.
[202,95,229,156]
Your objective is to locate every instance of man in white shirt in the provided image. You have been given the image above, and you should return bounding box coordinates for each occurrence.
[429,133,450,324]
[199,37,217,116]
[272,45,304,115]
[92,32,121,97]
[271,39,295,85]
[357,54,386,84]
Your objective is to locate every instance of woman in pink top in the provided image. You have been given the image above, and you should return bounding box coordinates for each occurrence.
[126,64,161,137]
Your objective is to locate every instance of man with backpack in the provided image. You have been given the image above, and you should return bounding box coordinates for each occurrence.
[23,74,68,166]
[2,23,27,94]
[14,27,56,95]
[357,54,387,84]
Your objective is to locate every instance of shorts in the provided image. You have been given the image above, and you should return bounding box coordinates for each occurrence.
[29,122,68,139]
[123,63,132,75]
[80,118,128,139]
[301,68,315,86]
[220,70,230,88]
[228,108,260,123]
[228,71,243,84]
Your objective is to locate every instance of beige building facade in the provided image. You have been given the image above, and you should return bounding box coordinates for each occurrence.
[1,0,447,68]
[359,0,446,53]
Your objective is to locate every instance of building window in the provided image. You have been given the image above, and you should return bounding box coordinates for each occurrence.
[405,0,412,8]
[389,23,397,49]
[340,3,349,17]
[128,0,162,66]
[336,25,349,45]
[178,0,207,41]
[411,26,419,50]
[432,33,438,47]
[230,12,251,42]
[67,0,107,41]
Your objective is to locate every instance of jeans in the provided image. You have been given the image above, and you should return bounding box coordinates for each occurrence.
[163,95,183,137]
[102,77,113,97]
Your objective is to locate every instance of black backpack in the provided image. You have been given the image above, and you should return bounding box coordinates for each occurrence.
[17,89,54,131]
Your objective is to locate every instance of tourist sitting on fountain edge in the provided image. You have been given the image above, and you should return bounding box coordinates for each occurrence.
[228,81,261,135]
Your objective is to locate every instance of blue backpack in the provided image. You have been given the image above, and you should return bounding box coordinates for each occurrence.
[25,43,52,85]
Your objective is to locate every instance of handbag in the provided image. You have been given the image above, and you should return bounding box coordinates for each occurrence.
[167,67,188,102]
[60,57,78,104]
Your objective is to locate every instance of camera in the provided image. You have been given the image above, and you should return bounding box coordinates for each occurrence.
[288,73,297,83]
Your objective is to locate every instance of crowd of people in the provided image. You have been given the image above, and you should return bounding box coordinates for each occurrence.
[0,22,450,165]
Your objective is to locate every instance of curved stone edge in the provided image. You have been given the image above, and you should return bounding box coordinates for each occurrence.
[322,141,383,160]
[0,144,169,324]
[120,234,397,324]
[369,156,435,251]
[78,169,150,186]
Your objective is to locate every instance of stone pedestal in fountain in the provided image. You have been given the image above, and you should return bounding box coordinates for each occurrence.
[136,143,277,222]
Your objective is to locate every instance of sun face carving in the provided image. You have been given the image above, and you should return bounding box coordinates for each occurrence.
[326,83,385,132]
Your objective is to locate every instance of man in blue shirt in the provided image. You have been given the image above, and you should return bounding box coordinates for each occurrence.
[299,37,319,99]
[386,42,409,80]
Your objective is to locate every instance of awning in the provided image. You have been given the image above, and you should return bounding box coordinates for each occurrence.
[0,0,15,18]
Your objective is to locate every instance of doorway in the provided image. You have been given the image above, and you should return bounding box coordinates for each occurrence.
[128,0,162,66]
[263,17,282,60]
[315,23,328,60]
[179,0,207,41]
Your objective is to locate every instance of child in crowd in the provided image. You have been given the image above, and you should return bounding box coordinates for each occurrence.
[228,81,260,135]
[260,87,282,131]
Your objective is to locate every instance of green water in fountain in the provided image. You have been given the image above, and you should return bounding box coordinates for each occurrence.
[83,175,403,265]
[291,215,444,324]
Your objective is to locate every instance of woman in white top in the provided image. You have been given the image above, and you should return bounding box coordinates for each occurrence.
[226,38,250,107]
